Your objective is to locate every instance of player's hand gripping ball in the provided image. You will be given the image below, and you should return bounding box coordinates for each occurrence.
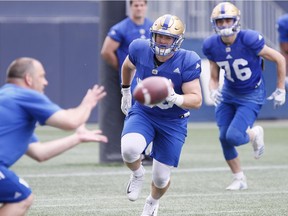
[133,76,172,105]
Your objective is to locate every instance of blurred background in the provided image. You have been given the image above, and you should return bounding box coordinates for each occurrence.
[0,0,287,122]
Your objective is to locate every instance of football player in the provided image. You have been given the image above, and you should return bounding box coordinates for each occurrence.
[120,14,202,215]
[101,0,153,165]
[202,2,286,190]
[101,0,152,92]
[0,57,107,216]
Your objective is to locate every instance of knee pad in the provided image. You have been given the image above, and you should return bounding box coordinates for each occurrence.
[152,160,172,189]
[121,133,146,163]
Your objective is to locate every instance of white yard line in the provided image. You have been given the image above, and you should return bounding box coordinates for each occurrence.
[21,164,288,178]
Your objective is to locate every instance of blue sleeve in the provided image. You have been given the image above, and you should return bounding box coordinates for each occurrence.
[202,36,214,61]
[20,90,61,125]
[108,23,124,43]
[183,52,201,82]
[107,18,129,44]
[242,30,265,55]
[128,39,143,65]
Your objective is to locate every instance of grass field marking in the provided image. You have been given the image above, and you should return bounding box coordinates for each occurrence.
[20,164,288,178]
[35,120,288,132]
[30,203,254,216]
[166,190,288,197]
[32,190,288,202]
[175,165,288,173]
[185,120,288,129]
[31,206,254,216]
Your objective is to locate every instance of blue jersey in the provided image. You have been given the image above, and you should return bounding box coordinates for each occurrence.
[108,17,153,74]
[0,84,61,167]
[277,14,288,42]
[203,30,265,100]
[128,39,201,119]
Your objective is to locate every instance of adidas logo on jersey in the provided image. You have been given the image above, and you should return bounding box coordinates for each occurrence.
[226,54,233,59]
[0,171,5,180]
[258,35,263,40]
[173,68,180,73]
[14,192,22,199]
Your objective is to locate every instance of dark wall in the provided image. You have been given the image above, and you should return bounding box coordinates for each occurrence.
[0,1,101,121]
[0,1,99,17]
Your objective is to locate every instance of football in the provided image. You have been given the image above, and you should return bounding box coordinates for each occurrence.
[133,76,172,105]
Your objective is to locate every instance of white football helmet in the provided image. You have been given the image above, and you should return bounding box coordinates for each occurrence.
[211,2,241,37]
[150,14,185,56]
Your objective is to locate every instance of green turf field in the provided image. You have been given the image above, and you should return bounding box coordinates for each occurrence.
[12,121,288,216]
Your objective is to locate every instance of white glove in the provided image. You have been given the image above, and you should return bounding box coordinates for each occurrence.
[121,87,132,115]
[267,88,286,108]
[210,89,223,106]
[165,86,184,107]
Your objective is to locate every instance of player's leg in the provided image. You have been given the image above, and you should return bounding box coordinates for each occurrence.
[248,125,265,159]
[225,105,262,190]
[0,194,34,216]
[228,102,263,159]
[219,136,247,189]
[225,158,247,190]
[0,166,33,216]
[216,103,247,190]
[141,117,186,215]
[130,78,153,166]
[121,113,154,201]
[141,142,153,166]
[141,159,172,216]
[221,102,262,190]
[245,103,265,159]
[122,132,147,201]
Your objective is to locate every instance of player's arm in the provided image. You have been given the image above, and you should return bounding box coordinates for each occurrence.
[280,42,288,77]
[209,60,221,90]
[259,45,286,89]
[101,36,120,71]
[121,56,136,86]
[46,85,106,130]
[26,125,108,162]
[181,78,202,109]
[208,60,223,106]
[280,42,288,55]
[120,56,136,115]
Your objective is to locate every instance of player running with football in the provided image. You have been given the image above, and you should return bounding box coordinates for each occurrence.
[202,2,286,190]
[120,14,202,215]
